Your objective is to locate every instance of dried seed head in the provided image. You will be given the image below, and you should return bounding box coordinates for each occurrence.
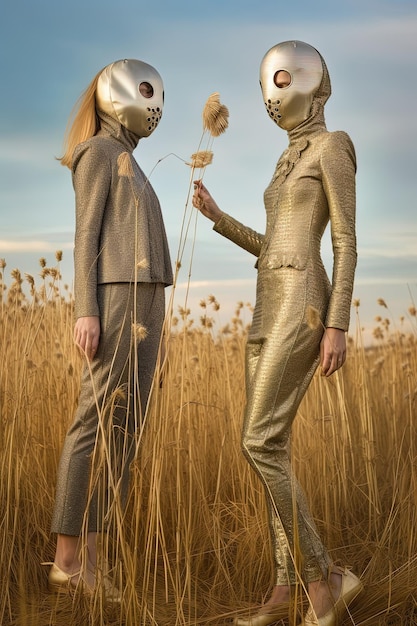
[186,150,213,169]
[55,250,63,262]
[409,306,417,317]
[178,306,190,320]
[352,299,360,308]
[39,257,47,268]
[132,323,148,342]
[11,268,22,283]
[206,294,220,311]
[306,305,321,329]
[0,259,6,269]
[118,152,134,177]
[49,268,61,280]
[377,298,387,308]
[373,327,384,340]
[25,273,35,288]
[113,387,127,401]
[200,315,214,328]
[202,92,229,137]
[137,258,149,270]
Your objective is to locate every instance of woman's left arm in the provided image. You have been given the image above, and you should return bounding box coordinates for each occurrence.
[320,132,357,376]
[322,131,357,332]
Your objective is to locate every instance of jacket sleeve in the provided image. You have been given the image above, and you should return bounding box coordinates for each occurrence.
[321,131,357,331]
[72,141,111,319]
[213,213,264,257]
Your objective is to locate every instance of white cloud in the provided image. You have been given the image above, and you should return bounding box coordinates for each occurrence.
[175,278,255,290]
[0,137,62,165]
[359,247,417,259]
[355,276,417,286]
[0,240,73,252]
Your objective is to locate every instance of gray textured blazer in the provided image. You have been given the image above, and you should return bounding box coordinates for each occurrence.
[72,113,173,319]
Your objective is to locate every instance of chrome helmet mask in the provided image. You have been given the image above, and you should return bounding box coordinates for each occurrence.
[260,40,330,131]
[96,58,164,138]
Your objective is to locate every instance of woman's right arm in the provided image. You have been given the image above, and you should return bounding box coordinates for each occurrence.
[72,141,110,319]
[72,141,111,359]
[192,180,264,257]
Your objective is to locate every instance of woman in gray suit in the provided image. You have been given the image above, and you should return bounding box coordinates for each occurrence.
[47,59,172,601]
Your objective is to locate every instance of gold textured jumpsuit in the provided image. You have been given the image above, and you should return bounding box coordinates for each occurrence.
[212,69,357,585]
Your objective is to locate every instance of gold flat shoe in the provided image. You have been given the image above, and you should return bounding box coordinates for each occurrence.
[46,563,87,595]
[99,570,122,604]
[43,562,121,604]
[234,601,297,626]
[304,565,363,626]
[234,613,283,626]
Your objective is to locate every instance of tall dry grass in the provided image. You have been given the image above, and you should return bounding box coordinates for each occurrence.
[1,256,417,625]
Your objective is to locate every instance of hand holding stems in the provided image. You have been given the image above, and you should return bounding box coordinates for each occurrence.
[320,327,346,377]
[192,179,223,223]
[74,316,100,361]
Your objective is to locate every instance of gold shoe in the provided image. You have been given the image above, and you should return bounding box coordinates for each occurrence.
[98,570,122,604]
[44,562,121,604]
[46,563,88,595]
[304,565,363,626]
[234,613,283,626]
[234,602,296,626]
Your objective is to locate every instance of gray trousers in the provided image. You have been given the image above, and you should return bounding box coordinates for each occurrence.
[51,282,165,535]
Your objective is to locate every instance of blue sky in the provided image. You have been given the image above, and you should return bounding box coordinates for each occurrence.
[1,0,416,340]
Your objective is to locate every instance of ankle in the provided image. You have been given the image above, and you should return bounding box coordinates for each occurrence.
[328,572,342,599]
[266,584,291,605]
[307,580,334,619]
[54,556,80,573]
[54,534,82,572]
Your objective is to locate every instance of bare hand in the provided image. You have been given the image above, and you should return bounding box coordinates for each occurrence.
[320,327,346,377]
[192,180,223,223]
[74,316,100,361]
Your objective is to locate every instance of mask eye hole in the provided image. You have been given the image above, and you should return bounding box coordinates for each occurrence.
[274,70,291,89]
[139,82,154,98]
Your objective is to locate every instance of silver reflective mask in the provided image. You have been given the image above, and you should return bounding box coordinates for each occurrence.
[260,41,324,131]
[96,59,164,138]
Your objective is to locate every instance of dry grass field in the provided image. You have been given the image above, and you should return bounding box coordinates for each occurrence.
[1,256,417,625]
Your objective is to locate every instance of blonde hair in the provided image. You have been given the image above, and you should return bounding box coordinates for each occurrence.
[59,68,104,169]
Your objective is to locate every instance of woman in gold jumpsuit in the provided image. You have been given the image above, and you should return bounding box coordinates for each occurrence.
[193,41,362,626]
